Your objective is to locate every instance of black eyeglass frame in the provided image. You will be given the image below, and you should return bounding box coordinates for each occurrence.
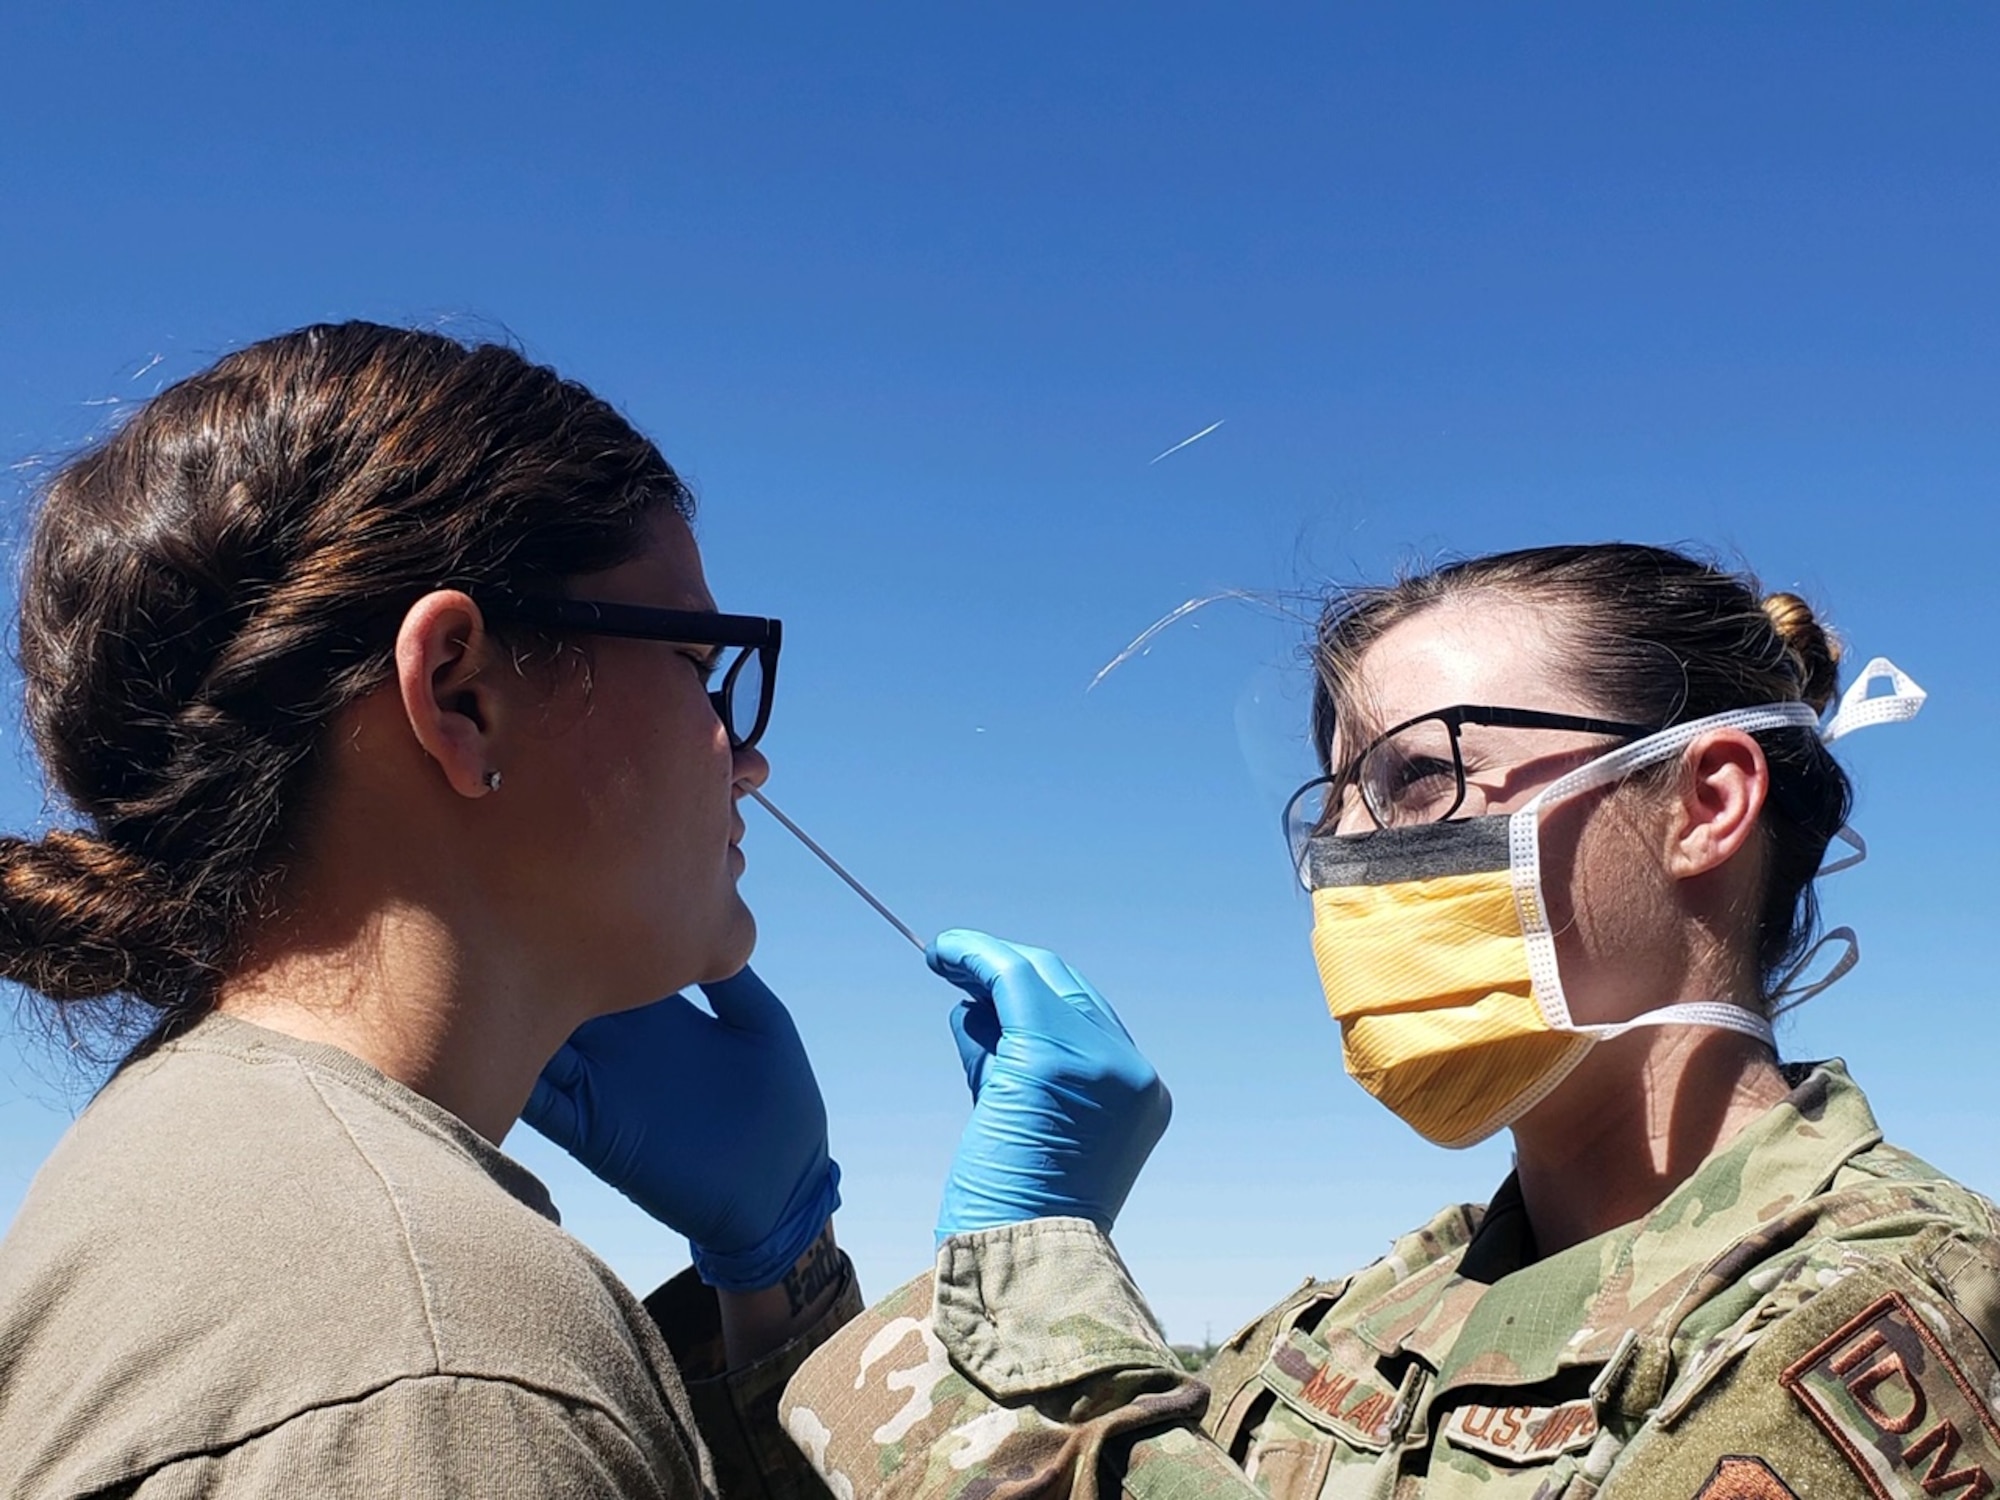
[1283,703,1660,852]
[481,595,783,752]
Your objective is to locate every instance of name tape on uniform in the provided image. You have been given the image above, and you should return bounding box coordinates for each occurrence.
[1440,1399,1600,1464]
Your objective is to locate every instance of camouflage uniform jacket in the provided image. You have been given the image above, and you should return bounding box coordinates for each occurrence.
[781,1062,2000,1500]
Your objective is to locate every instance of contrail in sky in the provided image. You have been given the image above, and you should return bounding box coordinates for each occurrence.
[1148,419,1224,464]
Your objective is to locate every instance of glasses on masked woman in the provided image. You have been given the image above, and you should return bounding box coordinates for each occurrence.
[482,595,783,751]
[1281,705,1656,885]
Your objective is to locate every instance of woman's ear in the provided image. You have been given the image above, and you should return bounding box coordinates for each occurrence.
[1667,728,1769,879]
[395,590,507,799]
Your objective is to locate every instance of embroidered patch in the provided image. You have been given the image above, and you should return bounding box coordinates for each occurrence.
[1781,1290,2000,1500]
[1285,1360,1399,1445]
[1693,1456,1800,1499]
[1440,1399,1599,1463]
[1263,1330,1404,1449]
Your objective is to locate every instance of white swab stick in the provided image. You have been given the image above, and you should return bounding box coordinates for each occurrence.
[746,788,926,952]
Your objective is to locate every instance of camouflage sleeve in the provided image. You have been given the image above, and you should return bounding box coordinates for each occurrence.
[649,1253,868,1500]
[779,1218,1265,1500]
[1604,1232,2000,1499]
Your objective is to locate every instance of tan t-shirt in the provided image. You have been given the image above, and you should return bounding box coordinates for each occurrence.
[0,1013,826,1498]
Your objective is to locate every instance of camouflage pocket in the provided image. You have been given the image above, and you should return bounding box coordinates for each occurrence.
[1260,1327,1406,1452]
[1241,1437,1332,1500]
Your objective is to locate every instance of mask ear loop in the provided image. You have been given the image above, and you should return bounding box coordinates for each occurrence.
[1821,658,1926,744]
[1767,927,1860,1021]
[1817,825,1867,877]
[1763,661,1920,1017]
[1810,657,1927,876]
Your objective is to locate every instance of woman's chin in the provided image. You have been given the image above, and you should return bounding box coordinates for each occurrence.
[698,903,758,983]
[625,892,757,996]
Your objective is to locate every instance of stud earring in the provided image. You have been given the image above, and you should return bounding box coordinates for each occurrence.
[483,769,503,792]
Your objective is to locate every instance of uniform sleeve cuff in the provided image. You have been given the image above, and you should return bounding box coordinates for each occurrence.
[932,1216,1182,1400]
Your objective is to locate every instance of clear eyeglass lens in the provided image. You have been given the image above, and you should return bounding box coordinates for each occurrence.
[725,648,766,745]
[1284,778,1375,880]
[1284,783,1327,879]
[1288,716,1476,883]
[1359,717,1463,828]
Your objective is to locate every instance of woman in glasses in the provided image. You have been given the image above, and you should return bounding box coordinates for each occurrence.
[778,545,2000,1499]
[0,323,852,1497]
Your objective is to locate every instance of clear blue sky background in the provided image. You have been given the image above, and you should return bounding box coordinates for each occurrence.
[2,4,1995,1343]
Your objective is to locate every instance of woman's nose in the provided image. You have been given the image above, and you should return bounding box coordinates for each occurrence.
[732,744,771,794]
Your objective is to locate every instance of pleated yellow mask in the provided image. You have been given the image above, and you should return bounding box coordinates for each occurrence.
[1307,816,1598,1148]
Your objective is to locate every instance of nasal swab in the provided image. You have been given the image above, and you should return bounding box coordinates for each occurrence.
[746,788,926,953]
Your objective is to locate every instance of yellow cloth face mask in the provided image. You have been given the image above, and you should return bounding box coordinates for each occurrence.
[1307,818,1595,1147]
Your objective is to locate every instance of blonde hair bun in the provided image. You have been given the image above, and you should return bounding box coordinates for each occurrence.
[1762,591,1842,714]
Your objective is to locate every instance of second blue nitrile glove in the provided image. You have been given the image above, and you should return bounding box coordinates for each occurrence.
[523,967,839,1292]
[928,928,1171,1240]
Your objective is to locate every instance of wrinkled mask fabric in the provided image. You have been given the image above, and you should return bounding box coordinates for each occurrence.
[1307,817,1593,1148]
[1307,662,1925,1149]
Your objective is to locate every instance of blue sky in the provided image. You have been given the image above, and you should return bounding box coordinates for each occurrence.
[2,4,1996,1342]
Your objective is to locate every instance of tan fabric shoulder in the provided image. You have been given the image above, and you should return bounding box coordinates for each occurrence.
[1598,1143,2000,1499]
[0,1016,706,1500]
[127,1374,670,1499]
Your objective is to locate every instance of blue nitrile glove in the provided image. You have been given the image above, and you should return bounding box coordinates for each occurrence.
[522,967,839,1292]
[928,929,1171,1241]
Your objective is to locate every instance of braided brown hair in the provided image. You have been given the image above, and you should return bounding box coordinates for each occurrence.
[3,322,691,1056]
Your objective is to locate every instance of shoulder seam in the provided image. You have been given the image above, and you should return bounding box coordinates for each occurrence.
[130,1371,659,1486]
[297,1063,447,1369]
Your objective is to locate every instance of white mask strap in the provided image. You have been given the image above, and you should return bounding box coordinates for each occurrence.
[1821,658,1926,744]
[1505,662,1918,1052]
[1813,657,1925,874]
[1518,703,1822,818]
[1768,927,1861,1020]
[1509,702,1818,1033]
[1577,1000,1776,1050]
[1818,825,1867,877]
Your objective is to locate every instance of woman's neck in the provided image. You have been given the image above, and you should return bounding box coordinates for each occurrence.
[1508,1027,1792,1257]
[217,890,580,1144]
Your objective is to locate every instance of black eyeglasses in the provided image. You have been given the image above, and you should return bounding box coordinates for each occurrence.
[1282,704,1657,874]
[482,595,783,752]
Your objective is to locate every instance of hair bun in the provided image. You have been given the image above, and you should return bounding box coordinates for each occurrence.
[1762,591,1843,714]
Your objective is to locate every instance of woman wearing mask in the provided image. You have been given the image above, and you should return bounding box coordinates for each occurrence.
[0,323,853,1497]
[774,545,2000,1499]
